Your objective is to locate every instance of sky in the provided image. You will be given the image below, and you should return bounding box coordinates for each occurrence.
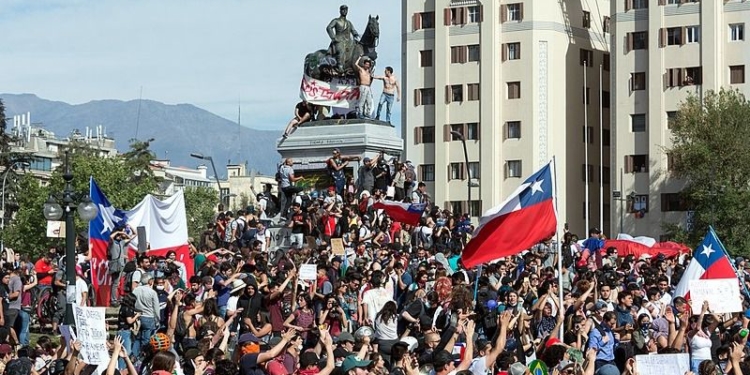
[0,0,402,131]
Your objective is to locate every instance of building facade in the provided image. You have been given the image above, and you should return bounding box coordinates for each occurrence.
[403,0,611,235]
[611,0,750,238]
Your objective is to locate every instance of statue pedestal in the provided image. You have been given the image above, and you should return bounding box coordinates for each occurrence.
[276,118,403,185]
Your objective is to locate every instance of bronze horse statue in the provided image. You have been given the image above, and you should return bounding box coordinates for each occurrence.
[305,15,379,80]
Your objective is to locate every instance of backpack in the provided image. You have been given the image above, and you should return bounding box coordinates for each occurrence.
[585,320,607,351]
[260,194,278,217]
[274,164,283,183]
[122,261,137,293]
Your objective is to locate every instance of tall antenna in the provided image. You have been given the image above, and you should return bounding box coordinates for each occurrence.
[134,86,143,139]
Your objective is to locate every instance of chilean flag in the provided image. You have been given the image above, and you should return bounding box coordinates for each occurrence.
[461,162,557,269]
[372,200,426,226]
[89,177,193,306]
[673,227,738,300]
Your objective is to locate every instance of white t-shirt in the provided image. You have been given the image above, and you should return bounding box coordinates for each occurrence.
[469,356,490,375]
[259,198,268,220]
[75,277,88,305]
[374,316,398,340]
[361,287,393,323]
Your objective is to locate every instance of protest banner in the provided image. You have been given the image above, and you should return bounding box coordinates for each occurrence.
[331,238,345,256]
[636,353,689,375]
[300,75,360,109]
[72,305,109,366]
[689,278,743,314]
[300,264,318,281]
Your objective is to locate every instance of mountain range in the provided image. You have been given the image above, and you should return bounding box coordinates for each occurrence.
[0,93,281,175]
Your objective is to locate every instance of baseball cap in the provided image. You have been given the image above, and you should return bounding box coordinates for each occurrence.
[545,337,562,349]
[363,157,371,163]
[238,333,260,345]
[592,301,607,311]
[332,256,343,263]
[337,331,355,344]
[0,343,12,354]
[207,255,219,263]
[341,355,372,372]
[509,362,527,375]
[333,347,349,359]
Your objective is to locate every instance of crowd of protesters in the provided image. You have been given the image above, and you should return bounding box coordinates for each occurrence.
[0,149,749,375]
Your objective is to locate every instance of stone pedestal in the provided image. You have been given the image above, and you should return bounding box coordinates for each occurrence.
[276,118,403,179]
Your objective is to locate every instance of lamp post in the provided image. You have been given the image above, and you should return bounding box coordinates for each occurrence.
[1,161,30,253]
[43,152,99,325]
[190,152,225,204]
[450,131,472,217]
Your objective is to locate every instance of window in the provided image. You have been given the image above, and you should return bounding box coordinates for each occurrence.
[631,72,646,90]
[667,27,682,46]
[602,166,610,184]
[602,91,610,108]
[467,45,480,62]
[506,160,522,178]
[449,201,464,215]
[448,84,463,102]
[503,42,521,61]
[420,164,435,182]
[582,11,591,28]
[420,50,433,67]
[451,46,467,64]
[505,3,523,22]
[633,0,648,9]
[449,163,465,180]
[30,157,52,172]
[630,194,649,213]
[467,123,479,140]
[667,0,680,4]
[730,65,745,84]
[685,26,700,43]
[631,114,647,132]
[583,87,590,105]
[603,16,611,33]
[468,162,480,179]
[625,154,649,173]
[580,49,594,66]
[582,126,593,143]
[667,111,678,129]
[414,126,435,144]
[581,164,593,182]
[684,67,702,85]
[628,31,648,51]
[415,88,435,105]
[667,152,679,172]
[661,193,688,212]
[603,54,610,71]
[730,24,744,41]
[413,12,435,30]
[507,82,521,99]
[450,124,464,140]
[469,201,481,217]
[603,129,610,146]
[506,121,521,139]
[468,6,481,23]
[467,83,480,101]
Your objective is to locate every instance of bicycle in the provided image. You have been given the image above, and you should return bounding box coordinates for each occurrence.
[35,287,58,331]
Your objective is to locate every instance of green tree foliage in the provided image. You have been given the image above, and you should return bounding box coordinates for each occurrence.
[664,89,750,257]
[4,140,160,259]
[183,187,219,243]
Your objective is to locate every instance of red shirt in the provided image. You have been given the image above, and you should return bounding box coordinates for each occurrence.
[35,259,54,285]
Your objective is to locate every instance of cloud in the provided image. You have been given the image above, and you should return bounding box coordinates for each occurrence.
[0,0,401,131]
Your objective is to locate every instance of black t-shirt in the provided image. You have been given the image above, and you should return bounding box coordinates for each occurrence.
[291,211,307,234]
[240,353,263,375]
[118,305,136,331]
[296,102,312,118]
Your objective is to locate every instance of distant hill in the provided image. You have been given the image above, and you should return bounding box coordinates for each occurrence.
[0,93,280,175]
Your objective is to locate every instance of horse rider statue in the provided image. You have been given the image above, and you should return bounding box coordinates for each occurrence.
[327,4,360,74]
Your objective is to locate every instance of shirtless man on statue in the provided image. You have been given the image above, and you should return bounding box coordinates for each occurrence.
[354,55,373,119]
[374,67,400,123]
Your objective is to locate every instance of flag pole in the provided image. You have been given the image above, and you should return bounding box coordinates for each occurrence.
[710,226,750,299]
[584,62,590,235]
[553,157,564,337]
[599,64,604,235]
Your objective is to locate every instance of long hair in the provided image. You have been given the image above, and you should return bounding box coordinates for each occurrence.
[151,350,177,372]
[375,301,398,323]
[203,298,220,318]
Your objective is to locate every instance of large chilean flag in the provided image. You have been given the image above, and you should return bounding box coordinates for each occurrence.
[461,162,557,268]
[372,200,426,226]
[89,177,192,306]
[673,227,738,300]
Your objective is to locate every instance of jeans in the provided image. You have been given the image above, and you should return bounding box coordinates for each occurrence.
[132,316,156,357]
[691,359,706,373]
[18,309,29,346]
[376,92,394,122]
[110,271,122,303]
[333,177,345,197]
[357,85,373,119]
[117,329,133,369]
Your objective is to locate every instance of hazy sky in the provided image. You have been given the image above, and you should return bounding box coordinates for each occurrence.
[0,0,401,131]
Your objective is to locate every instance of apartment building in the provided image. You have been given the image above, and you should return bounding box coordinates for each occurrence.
[402,0,611,235]
[611,0,750,239]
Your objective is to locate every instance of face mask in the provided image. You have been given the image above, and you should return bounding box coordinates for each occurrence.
[335,360,343,367]
[156,285,165,291]
[297,344,304,352]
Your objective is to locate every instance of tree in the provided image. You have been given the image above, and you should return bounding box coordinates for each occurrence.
[183,187,219,243]
[3,140,161,260]
[664,89,750,257]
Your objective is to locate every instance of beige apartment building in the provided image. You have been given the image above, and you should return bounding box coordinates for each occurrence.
[402,0,611,236]
[611,0,750,239]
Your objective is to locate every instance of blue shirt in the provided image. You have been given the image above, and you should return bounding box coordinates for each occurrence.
[588,322,615,361]
[214,274,231,307]
[615,305,635,327]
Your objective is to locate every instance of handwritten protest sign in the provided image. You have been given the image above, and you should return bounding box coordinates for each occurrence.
[689,278,743,314]
[331,238,345,256]
[300,264,318,281]
[636,353,689,375]
[73,305,109,366]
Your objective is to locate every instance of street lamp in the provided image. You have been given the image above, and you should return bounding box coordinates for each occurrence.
[450,130,475,217]
[1,161,30,253]
[43,152,99,325]
[190,152,225,203]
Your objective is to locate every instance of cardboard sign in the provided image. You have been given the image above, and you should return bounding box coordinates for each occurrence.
[72,305,109,366]
[636,353,689,375]
[689,278,743,314]
[299,264,317,281]
[331,238,345,255]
